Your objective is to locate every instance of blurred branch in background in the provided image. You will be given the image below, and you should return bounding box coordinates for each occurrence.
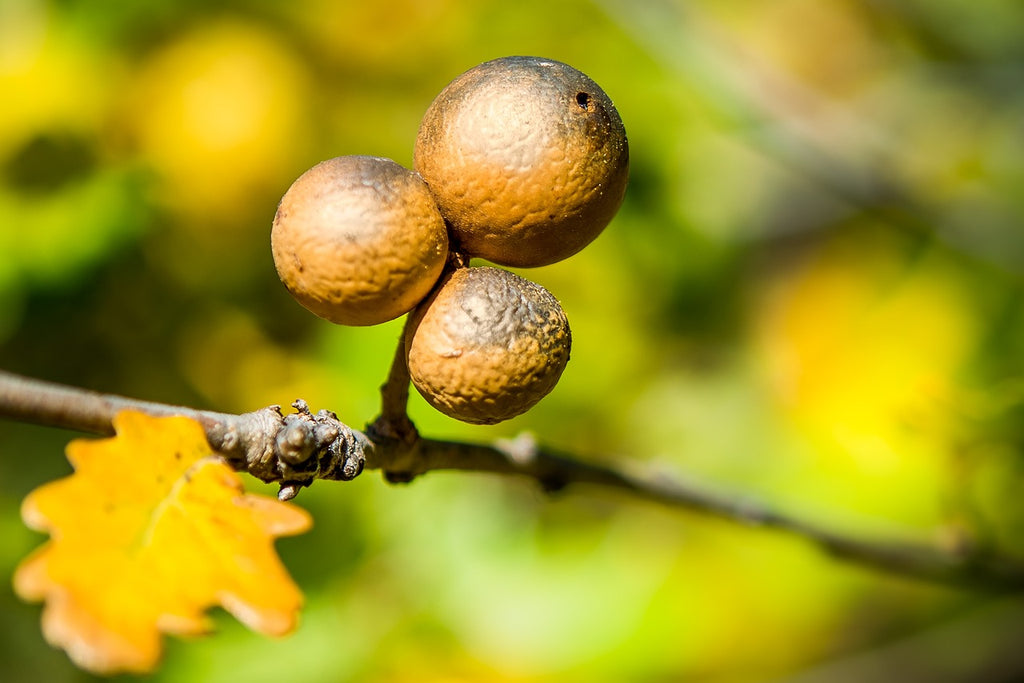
[595,0,1024,273]
[776,597,1024,683]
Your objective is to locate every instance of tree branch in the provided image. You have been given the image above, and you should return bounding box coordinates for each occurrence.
[412,437,1024,589]
[0,370,370,500]
[2,368,1023,591]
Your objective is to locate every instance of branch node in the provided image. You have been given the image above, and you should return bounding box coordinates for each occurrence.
[733,498,772,526]
[209,401,369,495]
[277,482,305,501]
[276,419,315,465]
[367,416,421,484]
[538,475,568,494]
[496,432,539,465]
[383,470,418,484]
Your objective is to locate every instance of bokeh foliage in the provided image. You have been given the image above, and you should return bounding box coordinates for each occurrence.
[2,0,1024,680]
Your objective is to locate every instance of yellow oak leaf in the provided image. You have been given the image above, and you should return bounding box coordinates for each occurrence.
[13,410,313,675]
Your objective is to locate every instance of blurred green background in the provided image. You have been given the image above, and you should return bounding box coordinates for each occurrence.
[2,0,1024,680]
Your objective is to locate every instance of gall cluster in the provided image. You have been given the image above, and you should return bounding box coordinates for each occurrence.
[271,56,629,424]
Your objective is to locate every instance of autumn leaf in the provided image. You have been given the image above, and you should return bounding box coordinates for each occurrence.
[13,410,313,675]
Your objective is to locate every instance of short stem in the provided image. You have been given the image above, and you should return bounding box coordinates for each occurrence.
[367,316,418,452]
[378,318,413,427]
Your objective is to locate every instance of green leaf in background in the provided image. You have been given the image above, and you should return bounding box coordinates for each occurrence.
[2,0,1024,681]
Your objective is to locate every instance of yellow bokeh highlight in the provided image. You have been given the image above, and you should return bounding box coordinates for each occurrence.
[0,7,116,159]
[125,22,311,218]
[756,234,976,476]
